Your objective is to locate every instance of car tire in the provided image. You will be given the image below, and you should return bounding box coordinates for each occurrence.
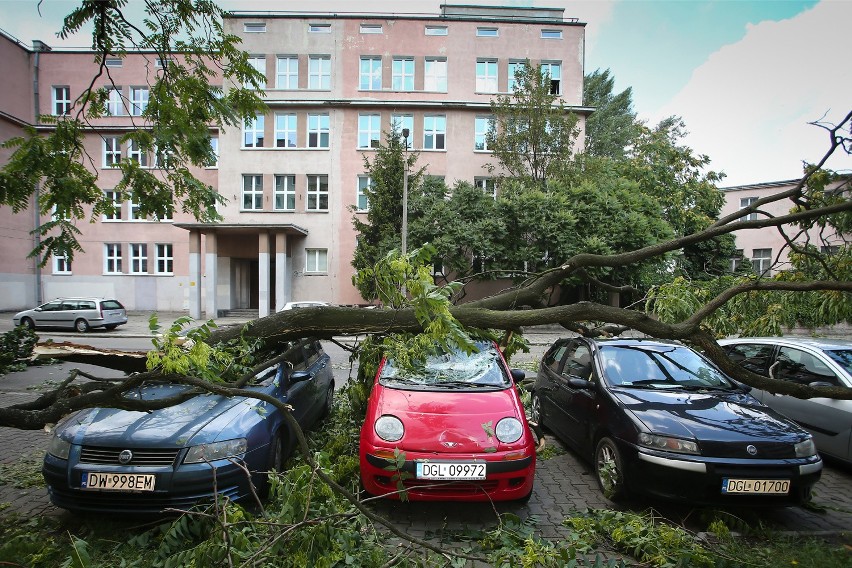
[320,384,334,420]
[530,393,545,429]
[74,319,90,333]
[20,317,35,330]
[268,432,286,473]
[594,437,628,501]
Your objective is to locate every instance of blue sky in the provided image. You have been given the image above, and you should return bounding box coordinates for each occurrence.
[1,0,849,185]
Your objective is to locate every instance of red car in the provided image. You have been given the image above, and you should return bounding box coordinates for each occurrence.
[359,341,537,501]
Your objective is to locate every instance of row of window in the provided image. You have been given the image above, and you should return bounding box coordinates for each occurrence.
[243,21,564,40]
[242,113,495,152]
[101,136,218,168]
[53,85,152,117]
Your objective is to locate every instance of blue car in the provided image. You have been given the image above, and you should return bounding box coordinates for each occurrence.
[42,339,334,514]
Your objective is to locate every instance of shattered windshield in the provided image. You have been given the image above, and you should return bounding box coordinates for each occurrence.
[379,342,510,389]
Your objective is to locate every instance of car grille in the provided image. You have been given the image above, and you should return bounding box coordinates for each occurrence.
[79,446,181,467]
[700,441,795,459]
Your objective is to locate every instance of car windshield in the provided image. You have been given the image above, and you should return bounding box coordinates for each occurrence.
[601,344,734,390]
[379,343,510,389]
[824,349,852,377]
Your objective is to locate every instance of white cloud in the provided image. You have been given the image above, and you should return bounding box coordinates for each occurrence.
[652,0,851,186]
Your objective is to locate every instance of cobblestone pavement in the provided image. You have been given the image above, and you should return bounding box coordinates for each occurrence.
[1,312,851,562]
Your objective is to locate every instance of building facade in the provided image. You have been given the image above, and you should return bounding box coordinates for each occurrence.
[0,5,588,318]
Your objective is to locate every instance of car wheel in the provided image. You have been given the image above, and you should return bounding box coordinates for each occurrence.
[594,437,628,501]
[320,384,334,419]
[74,319,90,333]
[268,432,286,473]
[530,393,544,428]
[20,317,35,330]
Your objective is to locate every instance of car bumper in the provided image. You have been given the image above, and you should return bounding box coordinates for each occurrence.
[360,443,535,502]
[622,443,823,506]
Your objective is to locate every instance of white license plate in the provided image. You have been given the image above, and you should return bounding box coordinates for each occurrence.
[82,472,156,492]
[722,478,790,495]
[416,462,486,480]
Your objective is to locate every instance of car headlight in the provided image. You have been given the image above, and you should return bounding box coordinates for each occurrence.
[184,438,247,464]
[638,433,699,455]
[375,415,404,442]
[794,438,817,458]
[495,417,523,443]
[47,435,71,460]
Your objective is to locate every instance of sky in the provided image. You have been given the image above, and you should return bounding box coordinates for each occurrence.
[0,0,849,186]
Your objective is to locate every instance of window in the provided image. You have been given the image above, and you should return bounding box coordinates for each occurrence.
[423,115,446,150]
[246,56,267,88]
[359,56,382,90]
[424,57,447,92]
[243,114,265,148]
[391,114,414,147]
[776,347,842,387]
[821,245,839,255]
[392,57,415,91]
[739,197,759,221]
[106,86,124,115]
[307,113,330,148]
[358,114,381,149]
[130,87,148,116]
[53,86,71,116]
[275,113,297,148]
[207,137,219,167]
[475,177,497,199]
[308,56,331,89]
[360,24,382,34]
[541,29,563,39]
[127,140,148,167]
[103,137,121,167]
[156,244,173,274]
[729,249,744,272]
[105,58,122,68]
[155,58,173,68]
[305,248,328,272]
[104,244,122,274]
[274,175,296,211]
[308,23,331,33]
[476,27,498,37]
[276,56,299,89]
[306,175,329,211]
[508,60,527,92]
[53,255,71,274]
[474,116,493,151]
[751,248,772,276]
[540,62,562,94]
[244,22,266,33]
[103,190,122,220]
[357,176,371,211]
[425,26,448,36]
[129,197,144,220]
[242,175,264,210]
[130,244,148,274]
[476,59,498,93]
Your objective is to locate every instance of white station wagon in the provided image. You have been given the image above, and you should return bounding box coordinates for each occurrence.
[13,297,127,332]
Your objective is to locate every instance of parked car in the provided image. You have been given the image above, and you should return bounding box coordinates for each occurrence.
[719,337,852,464]
[13,297,127,332]
[530,337,822,505]
[279,301,329,311]
[359,341,536,502]
[42,339,335,514]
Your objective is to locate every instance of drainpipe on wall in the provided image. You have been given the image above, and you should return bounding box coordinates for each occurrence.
[32,40,51,304]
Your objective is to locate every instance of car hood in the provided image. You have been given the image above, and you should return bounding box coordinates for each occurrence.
[610,387,806,442]
[374,386,525,453]
[56,383,264,448]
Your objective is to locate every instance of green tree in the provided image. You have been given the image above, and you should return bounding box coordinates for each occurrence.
[0,0,266,265]
[583,68,640,159]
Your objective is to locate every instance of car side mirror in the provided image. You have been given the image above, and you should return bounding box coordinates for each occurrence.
[568,377,593,389]
[289,370,311,383]
[510,369,526,384]
[35,307,42,312]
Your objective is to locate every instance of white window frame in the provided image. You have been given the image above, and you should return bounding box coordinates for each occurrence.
[307,113,330,148]
[308,56,331,90]
[392,57,415,91]
[425,26,448,36]
[103,190,122,221]
[53,86,71,116]
[305,248,328,273]
[53,255,72,274]
[540,61,562,95]
[391,114,414,148]
[244,23,266,33]
[129,243,148,274]
[541,29,563,39]
[360,24,383,34]
[730,249,744,272]
[274,174,297,211]
[476,59,498,93]
[359,56,382,91]
[508,60,527,92]
[474,116,493,151]
[275,113,297,148]
[358,114,382,149]
[242,174,264,211]
[105,58,122,67]
[751,249,773,276]
[130,87,148,116]
[475,177,497,199]
[276,56,299,89]
[306,175,329,211]
[155,58,173,68]
[423,115,446,150]
[104,243,123,274]
[424,58,447,92]
[308,23,331,33]
[246,56,267,89]
[739,197,759,221]
[106,86,124,116]
[357,176,372,212]
[103,137,122,167]
[129,197,144,221]
[476,27,498,37]
[207,137,219,168]
[127,140,148,167]
[155,243,174,274]
[243,114,265,148]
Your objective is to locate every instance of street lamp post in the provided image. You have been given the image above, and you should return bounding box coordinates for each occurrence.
[401,128,409,256]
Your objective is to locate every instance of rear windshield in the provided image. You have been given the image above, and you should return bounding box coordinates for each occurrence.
[100,300,124,310]
[379,342,510,390]
[824,349,852,377]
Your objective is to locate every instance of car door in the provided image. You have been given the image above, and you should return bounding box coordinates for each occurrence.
[301,340,332,422]
[535,339,571,438]
[36,300,66,327]
[282,344,314,428]
[551,340,599,454]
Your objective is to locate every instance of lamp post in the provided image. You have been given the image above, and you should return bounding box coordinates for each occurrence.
[401,128,409,256]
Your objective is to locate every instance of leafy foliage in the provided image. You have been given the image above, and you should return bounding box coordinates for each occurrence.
[583,68,640,160]
[0,325,38,375]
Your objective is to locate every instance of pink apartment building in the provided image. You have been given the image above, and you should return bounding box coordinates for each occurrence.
[0,5,589,318]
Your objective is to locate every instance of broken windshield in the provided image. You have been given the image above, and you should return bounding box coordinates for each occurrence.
[379,343,510,389]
